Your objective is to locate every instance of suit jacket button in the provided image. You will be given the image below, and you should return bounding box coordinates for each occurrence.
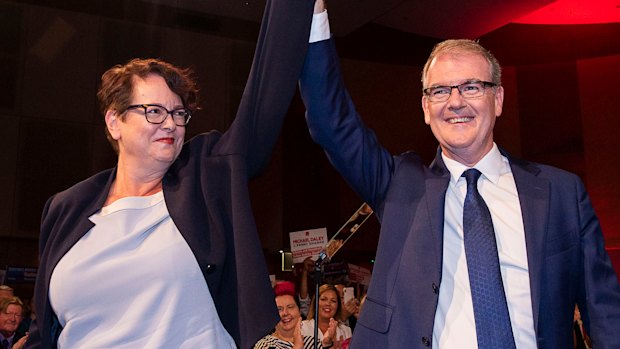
[422,337,431,346]
[432,283,439,294]
[206,264,217,274]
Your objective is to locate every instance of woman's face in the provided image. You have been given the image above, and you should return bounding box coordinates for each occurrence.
[318,289,339,320]
[275,295,301,334]
[106,74,186,173]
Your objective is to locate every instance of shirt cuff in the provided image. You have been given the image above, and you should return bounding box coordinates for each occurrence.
[309,10,331,43]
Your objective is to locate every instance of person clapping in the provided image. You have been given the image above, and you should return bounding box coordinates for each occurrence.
[254,282,336,349]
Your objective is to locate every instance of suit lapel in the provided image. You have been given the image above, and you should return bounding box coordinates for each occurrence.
[427,148,451,276]
[47,169,114,271]
[508,157,549,335]
[425,176,449,276]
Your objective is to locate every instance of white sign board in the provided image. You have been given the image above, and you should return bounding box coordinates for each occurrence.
[289,227,328,264]
[348,263,372,286]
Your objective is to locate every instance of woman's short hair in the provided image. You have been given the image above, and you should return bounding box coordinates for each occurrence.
[274,281,296,298]
[273,281,301,309]
[97,58,199,153]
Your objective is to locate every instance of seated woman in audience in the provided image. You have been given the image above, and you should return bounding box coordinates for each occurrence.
[302,284,352,348]
[254,281,336,349]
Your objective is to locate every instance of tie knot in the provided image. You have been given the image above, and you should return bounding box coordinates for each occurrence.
[462,168,482,186]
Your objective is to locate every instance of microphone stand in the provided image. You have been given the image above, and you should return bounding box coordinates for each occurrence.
[311,251,328,349]
[309,203,374,349]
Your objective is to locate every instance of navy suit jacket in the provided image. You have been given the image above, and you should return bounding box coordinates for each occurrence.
[25,1,316,348]
[299,39,620,348]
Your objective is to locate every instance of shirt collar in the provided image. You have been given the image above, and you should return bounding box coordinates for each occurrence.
[441,143,507,184]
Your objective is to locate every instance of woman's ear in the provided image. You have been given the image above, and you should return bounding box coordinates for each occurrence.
[105,110,121,140]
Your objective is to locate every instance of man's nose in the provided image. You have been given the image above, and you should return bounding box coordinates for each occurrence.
[447,87,467,109]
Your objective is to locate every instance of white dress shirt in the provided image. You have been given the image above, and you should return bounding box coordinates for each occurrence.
[309,10,330,43]
[432,144,537,348]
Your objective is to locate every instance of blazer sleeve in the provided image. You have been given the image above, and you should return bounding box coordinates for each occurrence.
[578,178,620,348]
[299,39,394,210]
[214,0,316,178]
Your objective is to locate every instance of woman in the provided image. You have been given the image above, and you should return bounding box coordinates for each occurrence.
[254,282,335,349]
[302,284,352,348]
[24,1,318,348]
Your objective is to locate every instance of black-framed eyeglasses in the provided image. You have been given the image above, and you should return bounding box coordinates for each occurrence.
[125,104,192,126]
[423,80,497,103]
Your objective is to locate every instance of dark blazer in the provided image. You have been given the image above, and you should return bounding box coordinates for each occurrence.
[299,39,620,349]
[25,1,316,348]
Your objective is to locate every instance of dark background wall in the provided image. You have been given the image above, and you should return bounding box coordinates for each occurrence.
[1,0,619,298]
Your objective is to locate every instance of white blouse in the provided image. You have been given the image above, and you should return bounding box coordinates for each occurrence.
[49,191,236,349]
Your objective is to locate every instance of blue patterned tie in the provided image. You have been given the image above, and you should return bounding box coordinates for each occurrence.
[462,169,516,349]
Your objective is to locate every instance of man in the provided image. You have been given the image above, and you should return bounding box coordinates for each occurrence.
[298,7,620,349]
[0,297,25,349]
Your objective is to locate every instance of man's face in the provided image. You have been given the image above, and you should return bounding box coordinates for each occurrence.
[422,53,504,166]
[0,304,23,334]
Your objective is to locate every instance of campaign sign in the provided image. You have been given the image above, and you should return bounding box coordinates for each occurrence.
[348,263,372,286]
[289,227,328,263]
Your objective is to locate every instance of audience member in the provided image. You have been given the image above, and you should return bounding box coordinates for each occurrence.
[297,257,315,318]
[254,281,335,349]
[354,293,367,320]
[573,306,592,349]
[0,297,25,349]
[16,298,34,343]
[302,284,352,348]
[334,284,359,331]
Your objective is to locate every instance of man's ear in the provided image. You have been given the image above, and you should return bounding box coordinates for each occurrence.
[105,110,121,140]
[494,85,504,118]
[422,95,431,125]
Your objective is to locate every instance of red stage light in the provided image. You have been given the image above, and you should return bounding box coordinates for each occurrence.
[513,0,620,25]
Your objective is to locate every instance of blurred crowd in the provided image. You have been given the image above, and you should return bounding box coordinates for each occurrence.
[254,257,367,349]
[1,258,592,349]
